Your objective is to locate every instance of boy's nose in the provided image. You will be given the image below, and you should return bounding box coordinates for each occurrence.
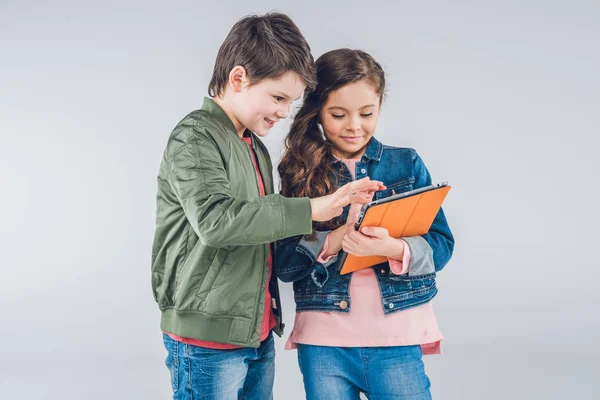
[277,104,290,119]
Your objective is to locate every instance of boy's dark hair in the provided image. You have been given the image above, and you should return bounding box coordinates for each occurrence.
[208,13,316,97]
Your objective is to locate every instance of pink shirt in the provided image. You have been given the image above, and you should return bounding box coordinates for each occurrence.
[285,159,443,354]
[166,134,276,349]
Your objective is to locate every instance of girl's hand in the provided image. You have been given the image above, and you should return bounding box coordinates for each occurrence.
[342,226,405,258]
[325,191,379,257]
[345,202,364,228]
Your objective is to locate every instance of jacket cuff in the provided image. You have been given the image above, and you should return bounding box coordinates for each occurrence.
[281,197,313,237]
[297,230,338,267]
[403,236,435,276]
[388,239,411,275]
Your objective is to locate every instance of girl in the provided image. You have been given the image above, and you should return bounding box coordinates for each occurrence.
[276,49,454,400]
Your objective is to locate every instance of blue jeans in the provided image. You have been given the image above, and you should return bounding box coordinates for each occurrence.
[162,332,275,400]
[297,344,431,400]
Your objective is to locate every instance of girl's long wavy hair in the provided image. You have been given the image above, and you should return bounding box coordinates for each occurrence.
[278,48,386,231]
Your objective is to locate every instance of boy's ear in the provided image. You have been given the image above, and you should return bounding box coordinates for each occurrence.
[229,65,248,93]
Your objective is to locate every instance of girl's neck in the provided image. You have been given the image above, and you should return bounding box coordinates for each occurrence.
[333,153,361,162]
[332,148,366,162]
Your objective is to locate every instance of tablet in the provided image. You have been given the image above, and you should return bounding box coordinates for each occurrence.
[354,181,449,230]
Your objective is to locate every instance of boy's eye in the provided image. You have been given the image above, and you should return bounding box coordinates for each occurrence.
[360,113,373,117]
[331,114,345,119]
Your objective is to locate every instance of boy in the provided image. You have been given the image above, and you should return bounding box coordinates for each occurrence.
[151,13,382,400]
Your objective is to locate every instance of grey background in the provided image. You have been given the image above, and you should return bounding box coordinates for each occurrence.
[1,0,598,399]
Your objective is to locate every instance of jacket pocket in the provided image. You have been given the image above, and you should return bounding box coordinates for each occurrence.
[387,273,436,299]
[196,248,231,300]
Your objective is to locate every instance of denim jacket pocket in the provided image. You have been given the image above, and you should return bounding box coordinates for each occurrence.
[386,273,437,305]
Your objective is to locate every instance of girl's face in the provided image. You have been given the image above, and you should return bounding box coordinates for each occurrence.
[320,79,381,160]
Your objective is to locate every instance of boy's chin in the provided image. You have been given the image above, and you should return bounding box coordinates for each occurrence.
[250,124,272,137]
[252,129,270,137]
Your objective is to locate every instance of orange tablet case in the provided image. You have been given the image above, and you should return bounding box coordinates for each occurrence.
[339,185,451,275]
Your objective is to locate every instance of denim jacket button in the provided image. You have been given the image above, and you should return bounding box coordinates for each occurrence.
[380,269,386,274]
[339,300,348,310]
[360,168,366,174]
[388,303,395,309]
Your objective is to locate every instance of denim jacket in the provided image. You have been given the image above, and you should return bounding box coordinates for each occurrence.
[275,137,454,315]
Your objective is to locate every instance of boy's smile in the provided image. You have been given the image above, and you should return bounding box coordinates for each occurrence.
[217,68,306,137]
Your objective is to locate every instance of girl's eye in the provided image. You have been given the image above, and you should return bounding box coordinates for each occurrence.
[273,96,284,102]
[360,113,373,117]
[331,114,344,119]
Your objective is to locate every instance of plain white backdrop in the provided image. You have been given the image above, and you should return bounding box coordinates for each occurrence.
[1,1,598,399]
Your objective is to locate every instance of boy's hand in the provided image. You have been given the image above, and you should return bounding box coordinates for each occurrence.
[310,178,385,222]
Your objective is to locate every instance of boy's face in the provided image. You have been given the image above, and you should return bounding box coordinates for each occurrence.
[233,71,306,137]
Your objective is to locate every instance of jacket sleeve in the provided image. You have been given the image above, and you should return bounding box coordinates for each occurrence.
[275,231,338,285]
[168,126,313,248]
[412,151,455,272]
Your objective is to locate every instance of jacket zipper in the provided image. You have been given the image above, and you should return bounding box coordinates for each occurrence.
[244,138,269,343]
